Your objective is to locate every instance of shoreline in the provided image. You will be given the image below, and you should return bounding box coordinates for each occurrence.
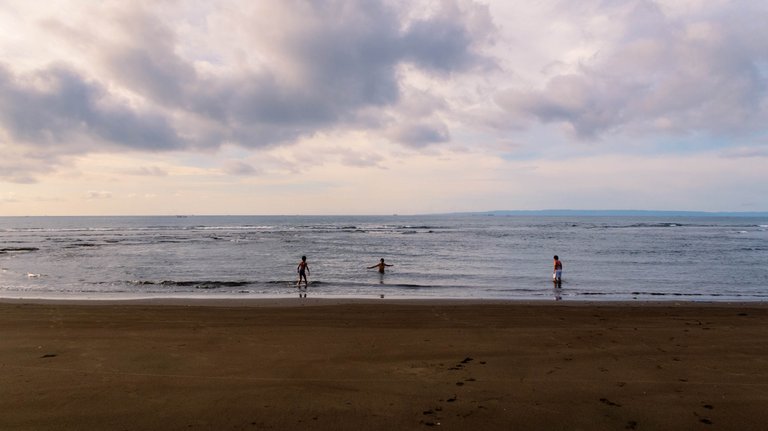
[2,294,768,308]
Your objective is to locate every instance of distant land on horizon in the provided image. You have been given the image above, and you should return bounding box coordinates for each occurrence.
[456,209,768,217]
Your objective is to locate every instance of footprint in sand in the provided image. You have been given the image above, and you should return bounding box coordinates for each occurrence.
[599,398,622,407]
[422,357,481,426]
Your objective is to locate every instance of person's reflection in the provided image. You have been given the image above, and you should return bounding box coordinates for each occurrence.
[553,279,562,301]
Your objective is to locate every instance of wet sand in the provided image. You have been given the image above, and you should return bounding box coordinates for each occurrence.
[1,299,767,430]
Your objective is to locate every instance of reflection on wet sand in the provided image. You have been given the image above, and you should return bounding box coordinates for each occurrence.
[553,279,562,300]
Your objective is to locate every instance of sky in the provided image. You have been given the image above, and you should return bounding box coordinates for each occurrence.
[1,0,767,216]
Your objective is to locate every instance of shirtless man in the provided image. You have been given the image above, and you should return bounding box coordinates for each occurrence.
[368,258,393,274]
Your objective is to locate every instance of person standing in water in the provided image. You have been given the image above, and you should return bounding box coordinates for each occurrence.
[368,258,393,274]
[553,255,563,284]
[297,255,310,288]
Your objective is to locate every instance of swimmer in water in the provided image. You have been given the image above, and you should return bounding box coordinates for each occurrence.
[368,258,393,274]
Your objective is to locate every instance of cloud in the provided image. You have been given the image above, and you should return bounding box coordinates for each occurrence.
[1,193,19,203]
[0,164,38,184]
[339,152,385,168]
[86,190,112,199]
[497,1,768,141]
[0,63,184,151]
[123,166,168,176]
[222,160,260,176]
[3,0,765,215]
[387,121,451,147]
[33,1,492,152]
[400,1,495,72]
[0,0,497,184]
[103,8,196,108]
[0,147,68,183]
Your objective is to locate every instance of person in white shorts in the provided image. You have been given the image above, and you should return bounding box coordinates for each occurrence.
[553,255,563,283]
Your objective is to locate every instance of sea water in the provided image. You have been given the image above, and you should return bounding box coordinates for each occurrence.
[1,215,766,301]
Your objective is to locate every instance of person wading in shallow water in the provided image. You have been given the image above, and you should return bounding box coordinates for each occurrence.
[297,256,310,288]
[368,258,393,274]
[553,255,563,286]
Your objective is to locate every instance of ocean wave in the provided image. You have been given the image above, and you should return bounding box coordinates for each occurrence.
[127,280,252,289]
[64,243,101,248]
[264,280,459,290]
[628,291,768,298]
[616,223,689,228]
[189,225,275,231]
[163,280,252,289]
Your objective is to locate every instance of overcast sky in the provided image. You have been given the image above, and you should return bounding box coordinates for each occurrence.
[1,0,766,215]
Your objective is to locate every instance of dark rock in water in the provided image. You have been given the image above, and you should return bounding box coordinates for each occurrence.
[1,247,39,252]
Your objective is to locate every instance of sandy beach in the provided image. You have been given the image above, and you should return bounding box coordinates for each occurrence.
[1,299,767,430]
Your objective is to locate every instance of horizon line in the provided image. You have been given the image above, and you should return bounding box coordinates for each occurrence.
[1,209,767,218]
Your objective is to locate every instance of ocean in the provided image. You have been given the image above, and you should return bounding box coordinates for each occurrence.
[1,215,766,301]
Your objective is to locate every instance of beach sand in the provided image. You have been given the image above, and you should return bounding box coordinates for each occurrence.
[1,299,767,430]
